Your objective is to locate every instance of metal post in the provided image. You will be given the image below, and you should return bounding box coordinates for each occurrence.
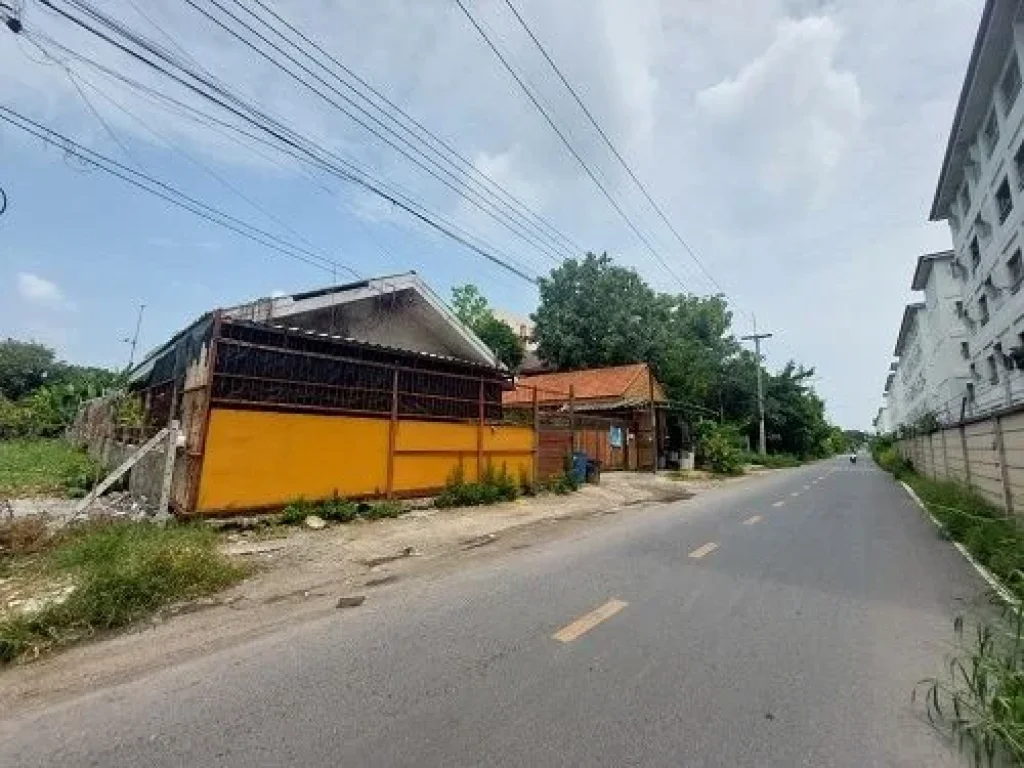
[477,378,485,480]
[568,384,576,452]
[648,367,658,474]
[531,385,539,485]
[386,368,399,498]
[157,419,180,518]
[741,319,773,456]
[996,416,1014,515]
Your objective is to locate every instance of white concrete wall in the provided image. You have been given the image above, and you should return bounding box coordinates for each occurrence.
[947,26,1024,418]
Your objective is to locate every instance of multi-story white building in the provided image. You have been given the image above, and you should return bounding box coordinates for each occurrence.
[930,0,1024,416]
[877,0,1024,433]
[877,251,972,432]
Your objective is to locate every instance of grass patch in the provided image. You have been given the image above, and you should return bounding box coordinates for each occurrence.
[0,439,104,498]
[739,451,802,469]
[0,520,246,663]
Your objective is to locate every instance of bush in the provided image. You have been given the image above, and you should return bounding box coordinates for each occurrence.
[280,498,315,525]
[435,464,522,509]
[0,521,245,662]
[699,426,744,476]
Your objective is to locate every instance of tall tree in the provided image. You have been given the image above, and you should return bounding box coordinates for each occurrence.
[531,253,660,369]
[450,285,525,370]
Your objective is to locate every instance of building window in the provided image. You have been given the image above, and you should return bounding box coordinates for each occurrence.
[983,110,1000,157]
[1010,249,1023,292]
[967,382,976,402]
[961,341,970,359]
[1003,53,1022,112]
[1016,142,1024,191]
[997,177,1014,223]
[970,236,981,272]
[988,354,1000,383]
[970,362,979,379]
[980,294,990,325]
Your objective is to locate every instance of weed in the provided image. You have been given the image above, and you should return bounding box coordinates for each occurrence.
[280,495,405,524]
[360,501,404,520]
[0,439,104,498]
[0,520,246,663]
[280,498,314,525]
[319,494,358,523]
[435,464,522,509]
[0,515,51,555]
[916,600,1024,767]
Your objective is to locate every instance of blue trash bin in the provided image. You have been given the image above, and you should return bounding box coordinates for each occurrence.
[571,451,588,484]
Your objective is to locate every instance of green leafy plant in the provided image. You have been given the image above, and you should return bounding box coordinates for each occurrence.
[435,463,522,508]
[280,498,315,525]
[695,421,744,476]
[916,599,1024,766]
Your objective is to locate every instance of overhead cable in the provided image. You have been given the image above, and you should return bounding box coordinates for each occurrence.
[454,0,688,291]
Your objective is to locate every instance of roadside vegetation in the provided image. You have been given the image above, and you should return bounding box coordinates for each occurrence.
[874,435,1024,765]
[0,518,246,663]
[434,463,579,508]
[280,495,405,524]
[0,439,104,498]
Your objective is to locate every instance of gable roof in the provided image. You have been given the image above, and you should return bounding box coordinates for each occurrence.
[894,303,926,357]
[222,271,497,367]
[130,272,497,383]
[929,0,1020,220]
[504,363,667,406]
[911,250,955,290]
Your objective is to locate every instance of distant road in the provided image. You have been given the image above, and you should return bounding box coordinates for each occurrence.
[1,458,974,766]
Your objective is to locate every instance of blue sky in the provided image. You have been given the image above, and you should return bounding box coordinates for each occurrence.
[0,0,981,427]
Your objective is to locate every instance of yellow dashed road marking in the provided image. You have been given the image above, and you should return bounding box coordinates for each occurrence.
[552,599,628,643]
[743,515,763,525]
[772,501,785,508]
[689,542,719,559]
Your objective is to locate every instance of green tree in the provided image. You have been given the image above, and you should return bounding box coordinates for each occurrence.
[531,253,660,369]
[0,339,56,400]
[450,285,524,370]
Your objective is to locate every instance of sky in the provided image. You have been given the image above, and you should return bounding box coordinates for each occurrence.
[0,0,982,428]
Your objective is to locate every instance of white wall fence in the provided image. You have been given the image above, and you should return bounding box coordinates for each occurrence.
[897,404,1024,515]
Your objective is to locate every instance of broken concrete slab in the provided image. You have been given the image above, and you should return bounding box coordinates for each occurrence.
[336,595,366,609]
[304,515,327,530]
[461,533,498,550]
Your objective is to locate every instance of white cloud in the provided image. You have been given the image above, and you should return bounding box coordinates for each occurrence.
[16,273,64,307]
[696,16,863,200]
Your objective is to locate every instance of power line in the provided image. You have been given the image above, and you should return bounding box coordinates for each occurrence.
[501,0,726,296]
[454,0,688,291]
[243,0,582,259]
[185,0,569,266]
[28,0,541,284]
[0,105,360,277]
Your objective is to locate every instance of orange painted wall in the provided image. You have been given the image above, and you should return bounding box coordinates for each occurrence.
[196,408,535,513]
[196,409,389,512]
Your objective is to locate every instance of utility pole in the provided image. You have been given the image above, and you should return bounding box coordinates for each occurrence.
[123,303,145,373]
[741,317,773,456]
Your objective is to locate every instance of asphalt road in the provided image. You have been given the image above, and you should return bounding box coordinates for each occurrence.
[1,459,983,766]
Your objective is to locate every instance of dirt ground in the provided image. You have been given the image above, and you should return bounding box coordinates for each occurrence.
[0,470,764,717]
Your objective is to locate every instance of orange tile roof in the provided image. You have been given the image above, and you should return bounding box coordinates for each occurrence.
[504,363,665,405]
